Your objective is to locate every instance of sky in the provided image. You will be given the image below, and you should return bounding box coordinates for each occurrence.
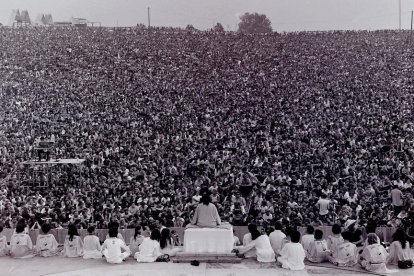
[1,0,414,32]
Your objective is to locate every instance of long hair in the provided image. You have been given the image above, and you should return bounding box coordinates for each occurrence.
[200,194,211,205]
[150,229,161,242]
[134,225,142,240]
[68,224,79,242]
[160,228,171,249]
[392,228,407,249]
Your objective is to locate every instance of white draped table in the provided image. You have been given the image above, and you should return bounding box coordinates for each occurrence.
[183,227,234,254]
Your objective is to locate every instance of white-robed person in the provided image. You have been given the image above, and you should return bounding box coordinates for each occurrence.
[10,223,35,258]
[102,227,130,264]
[269,222,286,256]
[277,230,306,270]
[63,224,84,258]
[0,225,9,256]
[387,228,413,265]
[129,226,145,256]
[236,224,275,262]
[35,223,60,257]
[83,226,102,259]
[359,233,389,273]
[187,194,230,229]
[135,229,162,262]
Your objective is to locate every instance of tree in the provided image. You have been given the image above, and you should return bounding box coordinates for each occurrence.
[213,22,225,33]
[238,12,272,34]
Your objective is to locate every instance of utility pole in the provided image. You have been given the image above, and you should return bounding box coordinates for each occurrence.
[147,7,150,28]
[399,0,401,30]
[411,10,413,35]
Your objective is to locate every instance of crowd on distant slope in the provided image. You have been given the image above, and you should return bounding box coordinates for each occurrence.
[0,27,414,234]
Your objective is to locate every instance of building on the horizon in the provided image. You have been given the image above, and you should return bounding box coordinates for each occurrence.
[71,17,88,28]
[9,9,31,26]
[35,13,54,26]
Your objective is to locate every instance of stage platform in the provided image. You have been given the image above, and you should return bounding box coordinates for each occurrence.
[21,159,85,165]
[0,256,413,276]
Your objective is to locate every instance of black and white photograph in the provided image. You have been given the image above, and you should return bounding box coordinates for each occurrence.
[0,0,414,275]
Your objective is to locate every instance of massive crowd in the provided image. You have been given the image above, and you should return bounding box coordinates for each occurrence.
[1,27,414,235]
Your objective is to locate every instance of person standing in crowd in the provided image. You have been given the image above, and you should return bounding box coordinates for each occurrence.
[63,224,83,258]
[83,226,102,259]
[315,194,331,223]
[102,227,130,264]
[391,185,404,216]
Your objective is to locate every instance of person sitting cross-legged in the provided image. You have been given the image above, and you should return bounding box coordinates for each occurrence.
[63,224,84,258]
[359,233,389,273]
[102,227,130,264]
[328,231,358,267]
[10,222,35,258]
[83,226,102,259]
[307,229,330,263]
[35,223,60,257]
[236,224,276,262]
[187,193,231,229]
[277,230,306,270]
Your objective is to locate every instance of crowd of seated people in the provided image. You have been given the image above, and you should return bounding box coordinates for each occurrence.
[0,27,414,236]
[235,222,413,272]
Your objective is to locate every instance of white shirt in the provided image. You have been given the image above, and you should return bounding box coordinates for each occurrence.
[135,237,161,262]
[316,198,331,215]
[300,234,315,252]
[278,242,306,270]
[102,238,130,263]
[240,235,275,262]
[83,235,101,252]
[269,230,286,254]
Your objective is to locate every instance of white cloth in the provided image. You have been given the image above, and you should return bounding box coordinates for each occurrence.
[63,235,83,257]
[102,237,130,264]
[300,234,315,252]
[36,234,59,257]
[307,240,330,263]
[135,237,161,262]
[10,233,34,258]
[278,242,306,270]
[328,241,358,267]
[184,227,233,253]
[326,234,344,253]
[269,230,286,255]
[191,203,221,227]
[105,233,125,242]
[239,235,275,262]
[387,241,412,265]
[83,235,102,259]
[0,236,8,256]
[129,235,145,256]
[360,244,389,273]
[242,233,256,258]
